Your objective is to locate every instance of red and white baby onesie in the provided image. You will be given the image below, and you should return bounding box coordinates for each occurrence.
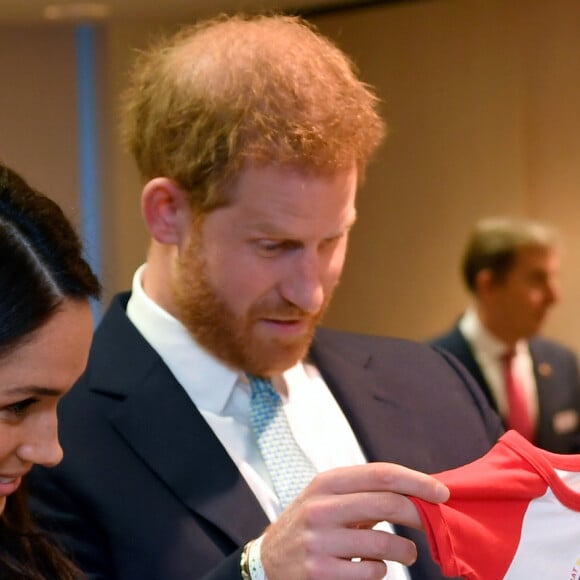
[410,430,580,579]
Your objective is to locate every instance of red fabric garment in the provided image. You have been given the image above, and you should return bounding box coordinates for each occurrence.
[410,430,580,580]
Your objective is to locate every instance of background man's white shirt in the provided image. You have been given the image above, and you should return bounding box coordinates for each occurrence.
[459,307,538,423]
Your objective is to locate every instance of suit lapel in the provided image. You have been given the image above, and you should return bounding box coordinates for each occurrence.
[309,330,449,580]
[529,341,556,420]
[310,330,424,466]
[447,327,498,412]
[96,295,268,546]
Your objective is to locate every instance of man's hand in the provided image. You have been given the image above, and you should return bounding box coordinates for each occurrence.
[260,462,448,580]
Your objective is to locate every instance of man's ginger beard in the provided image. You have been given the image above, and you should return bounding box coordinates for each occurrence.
[173,228,334,377]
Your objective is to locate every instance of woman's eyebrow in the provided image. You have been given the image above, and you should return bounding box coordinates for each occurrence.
[1,385,63,397]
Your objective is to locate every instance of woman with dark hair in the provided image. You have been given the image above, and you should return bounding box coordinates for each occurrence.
[0,162,100,578]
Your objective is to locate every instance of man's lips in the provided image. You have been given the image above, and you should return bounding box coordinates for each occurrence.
[263,318,305,325]
[260,317,311,334]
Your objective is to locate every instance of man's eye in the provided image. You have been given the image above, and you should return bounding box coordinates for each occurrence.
[256,240,296,256]
[260,242,282,252]
[320,234,343,250]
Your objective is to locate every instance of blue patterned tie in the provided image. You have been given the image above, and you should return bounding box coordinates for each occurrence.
[248,375,317,508]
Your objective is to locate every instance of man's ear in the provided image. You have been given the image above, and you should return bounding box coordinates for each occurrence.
[141,177,190,245]
[475,268,496,297]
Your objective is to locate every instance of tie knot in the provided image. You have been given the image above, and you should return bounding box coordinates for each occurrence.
[248,374,271,389]
[247,375,282,414]
[248,374,278,395]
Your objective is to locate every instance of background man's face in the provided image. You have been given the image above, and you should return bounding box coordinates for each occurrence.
[489,245,560,341]
[174,163,358,376]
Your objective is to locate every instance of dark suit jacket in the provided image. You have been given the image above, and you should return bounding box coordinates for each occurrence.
[430,325,580,454]
[29,293,503,580]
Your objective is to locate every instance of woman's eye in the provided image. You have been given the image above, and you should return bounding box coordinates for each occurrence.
[3,398,37,418]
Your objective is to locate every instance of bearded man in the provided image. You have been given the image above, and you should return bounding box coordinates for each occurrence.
[28,14,502,580]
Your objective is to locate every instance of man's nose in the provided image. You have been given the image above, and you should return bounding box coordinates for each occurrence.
[279,254,325,314]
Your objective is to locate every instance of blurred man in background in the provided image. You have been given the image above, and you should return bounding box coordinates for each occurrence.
[431,216,580,453]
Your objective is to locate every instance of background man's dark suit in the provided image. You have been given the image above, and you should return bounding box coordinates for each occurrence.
[430,325,580,454]
[29,294,503,580]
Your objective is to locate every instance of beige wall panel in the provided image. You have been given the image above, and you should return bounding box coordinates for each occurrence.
[0,24,79,223]
[99,23,152,303]
[514,0,580,352]
[312,0,529,341]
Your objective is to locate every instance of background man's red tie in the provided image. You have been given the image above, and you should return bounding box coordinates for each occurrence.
[503,351,535,442]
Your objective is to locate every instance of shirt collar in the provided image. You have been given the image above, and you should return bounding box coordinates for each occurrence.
[459,306,527,359]
[126,264,240,414]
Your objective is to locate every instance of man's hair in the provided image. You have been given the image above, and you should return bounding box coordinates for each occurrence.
[461,216,560,293]
[121,14,386,211]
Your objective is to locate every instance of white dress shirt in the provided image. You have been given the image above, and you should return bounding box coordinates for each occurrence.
[459,307,538,424]
[126,265,409,579]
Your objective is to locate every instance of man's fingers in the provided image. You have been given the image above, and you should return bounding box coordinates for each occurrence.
[308,557,388,580]
[311,527,418,566]
[263,463,443,579]
[303,491,425,530]
[308,463,449,503]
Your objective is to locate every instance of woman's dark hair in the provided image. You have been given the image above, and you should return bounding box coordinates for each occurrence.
[0,163,100,357]
[0,162,101,578]
[0,486,81,579]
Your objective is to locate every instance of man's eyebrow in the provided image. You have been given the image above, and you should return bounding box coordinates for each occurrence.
[1,386,64,397]
[250,213,358,238]
[326,214,357,238]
